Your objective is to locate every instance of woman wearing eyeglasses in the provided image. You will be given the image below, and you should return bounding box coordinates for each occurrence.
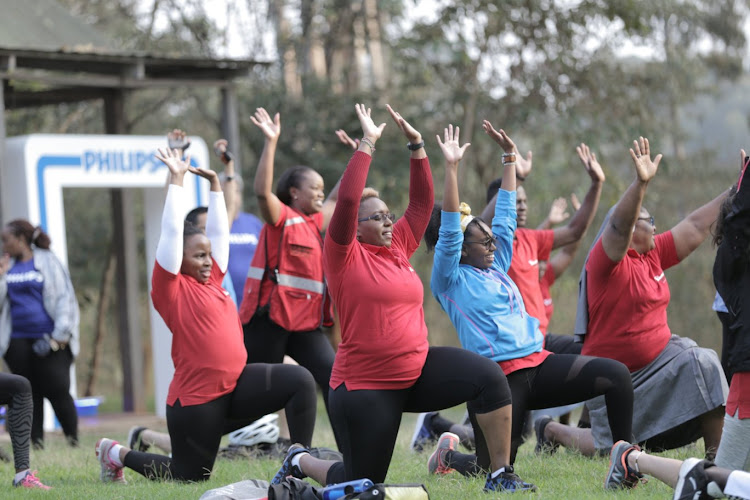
[578,137,729,462]
[422,122,634,488]
[270,104,536,494]
[238,108,341,413]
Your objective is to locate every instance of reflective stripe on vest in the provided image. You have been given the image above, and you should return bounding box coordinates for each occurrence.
[246,266,324,295]
[285,216,306,227]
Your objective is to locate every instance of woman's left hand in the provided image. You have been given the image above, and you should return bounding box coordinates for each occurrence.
[436,124,470,166]
[386,104,422,144]
[155,148,191,178]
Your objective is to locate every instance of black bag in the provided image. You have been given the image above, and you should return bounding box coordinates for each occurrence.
[267,477,322,500]
[344,483,429,499]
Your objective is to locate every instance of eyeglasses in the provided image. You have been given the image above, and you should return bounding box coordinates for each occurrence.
[637,216,655,226]
[464,237,497,250]
[357,212,397,223]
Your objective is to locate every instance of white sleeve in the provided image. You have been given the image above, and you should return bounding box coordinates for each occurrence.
[724,470,750,499]
[155,184,187,275]
[206,190,229,273]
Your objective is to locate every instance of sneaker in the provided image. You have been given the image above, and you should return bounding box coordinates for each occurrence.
[95,438,127,484]
[428,432,459,475]
[410,412,438,452]
[673,458,712,500]
[484,466,538,493]
[270,443,309,485]
[605,440,643,489]
[13,470,50,490]
[534,415,559,454]
[127,426,150,452]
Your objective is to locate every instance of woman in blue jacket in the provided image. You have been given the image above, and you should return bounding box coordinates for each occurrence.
[424,122,635,488]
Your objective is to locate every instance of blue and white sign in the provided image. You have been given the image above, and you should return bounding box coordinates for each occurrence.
[2,134,212,418]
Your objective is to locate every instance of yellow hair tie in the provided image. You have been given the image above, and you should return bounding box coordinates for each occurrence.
[459,202,475,233]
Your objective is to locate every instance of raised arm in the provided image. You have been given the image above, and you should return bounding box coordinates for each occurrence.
[214,138,240,224]
[601,137,662,262]
[154,148,191,274]
[386,104,433,239]
[326,104,386,245]
[437,124,471,213]
[550,143,605,248]
[191,166,229,273]
[478,120,519,223]
[537,197,570,230]
[548,194,582,278]
[671,187,731,261]
[251,108,283,224]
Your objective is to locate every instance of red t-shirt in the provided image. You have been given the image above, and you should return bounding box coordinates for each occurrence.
[582,231,680,372]
[151,260,246,406]
[727,371,750,419]
[540,265,555,323]
[508,229,555,333]
[324,152,432,391]
[499,350,553,376]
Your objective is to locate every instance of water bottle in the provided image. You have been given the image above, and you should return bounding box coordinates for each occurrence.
[321,478,374,500]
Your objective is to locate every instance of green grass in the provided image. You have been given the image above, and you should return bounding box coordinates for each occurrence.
[1,404,703,499]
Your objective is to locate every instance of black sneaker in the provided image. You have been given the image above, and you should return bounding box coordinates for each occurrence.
[127,426,150,452]
[484,466,538,493]
[673,458,713,500]
[271,444,309,485]
[533,415,558,454]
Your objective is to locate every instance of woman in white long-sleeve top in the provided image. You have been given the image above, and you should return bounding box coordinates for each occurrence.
[93,148,317,484]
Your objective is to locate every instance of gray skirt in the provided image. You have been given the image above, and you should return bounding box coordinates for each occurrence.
[587,335,728,450]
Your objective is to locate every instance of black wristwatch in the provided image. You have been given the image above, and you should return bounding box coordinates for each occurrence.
[407,141,425,151]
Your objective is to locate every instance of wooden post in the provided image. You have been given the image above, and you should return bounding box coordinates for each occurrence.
[220,85,241,176]
[104,89,145,412]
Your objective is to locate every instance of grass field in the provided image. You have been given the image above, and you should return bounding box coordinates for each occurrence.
[0,403,701,499]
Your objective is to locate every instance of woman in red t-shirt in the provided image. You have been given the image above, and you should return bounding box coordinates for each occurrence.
[239,107,340,412]
[93,148,317,484]
[268,105,532,494]
[582,136,729,457]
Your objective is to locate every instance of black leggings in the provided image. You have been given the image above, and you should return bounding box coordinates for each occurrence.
[123,363,317,482]
[460,354,633,472]
[243,312,334,408]
[0,373,33,471]
[325,346,511,485]
[5,339,78,447]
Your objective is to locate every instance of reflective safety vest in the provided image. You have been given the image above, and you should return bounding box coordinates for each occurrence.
[239,212,333,332]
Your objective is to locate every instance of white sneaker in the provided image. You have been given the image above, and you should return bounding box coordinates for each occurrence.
[95,438,127,484]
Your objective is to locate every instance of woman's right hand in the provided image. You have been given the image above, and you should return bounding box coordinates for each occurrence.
[436,124,470,166]
[355,103,386,142]
[250,108,281,142]
[629,136,662,183]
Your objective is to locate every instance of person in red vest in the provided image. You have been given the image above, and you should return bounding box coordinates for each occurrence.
[239,108,340,412]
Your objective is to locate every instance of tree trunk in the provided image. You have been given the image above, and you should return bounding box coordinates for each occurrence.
[84,244,116,397]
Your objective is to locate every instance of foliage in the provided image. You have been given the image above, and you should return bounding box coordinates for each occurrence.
[4,0,750,403]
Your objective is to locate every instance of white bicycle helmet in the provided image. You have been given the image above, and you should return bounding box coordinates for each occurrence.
[228,414,280,447]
